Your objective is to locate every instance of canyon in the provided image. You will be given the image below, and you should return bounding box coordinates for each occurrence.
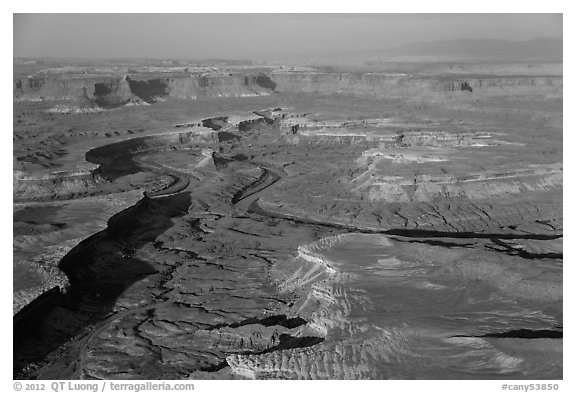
[13,58,562,379]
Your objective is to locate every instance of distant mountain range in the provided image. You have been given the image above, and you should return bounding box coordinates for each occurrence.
[262,37,562,68]
[385,38,562,62]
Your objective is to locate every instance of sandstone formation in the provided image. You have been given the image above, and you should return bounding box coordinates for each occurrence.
[13,59,562,380]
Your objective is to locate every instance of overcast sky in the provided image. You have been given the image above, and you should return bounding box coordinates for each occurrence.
[13,14,562,60]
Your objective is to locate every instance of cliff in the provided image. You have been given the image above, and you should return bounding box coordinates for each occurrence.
[13,168,106,201]
[14,73,278,106]
[270,72,562,97]
[14,71,562,108]
[85,129,218,165]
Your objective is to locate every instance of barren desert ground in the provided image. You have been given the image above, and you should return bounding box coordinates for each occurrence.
[13,57,562,379]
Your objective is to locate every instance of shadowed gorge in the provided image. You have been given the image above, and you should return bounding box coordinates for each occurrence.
[14,193,192,376]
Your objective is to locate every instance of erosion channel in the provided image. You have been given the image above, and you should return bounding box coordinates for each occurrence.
[14,110,562,379]
[13,61,562,380]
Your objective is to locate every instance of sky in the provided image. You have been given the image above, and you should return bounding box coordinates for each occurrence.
[13,14,563,60]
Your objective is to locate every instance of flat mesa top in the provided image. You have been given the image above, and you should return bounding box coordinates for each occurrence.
[13,58,562,380]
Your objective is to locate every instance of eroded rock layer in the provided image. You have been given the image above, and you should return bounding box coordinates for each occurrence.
[14,61,562,379]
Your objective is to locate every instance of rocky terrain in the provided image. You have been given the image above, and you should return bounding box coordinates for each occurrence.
[13,59,562,379]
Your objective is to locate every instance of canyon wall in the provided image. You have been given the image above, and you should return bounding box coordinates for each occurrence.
[14,71,562,107]
[270,72,562,97]
[85,129,218,165]
[13,74,277,106]
[13,169,106,201]
[13,130,218,201]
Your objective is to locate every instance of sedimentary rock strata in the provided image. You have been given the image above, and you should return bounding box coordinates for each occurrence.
[13,60,562,379]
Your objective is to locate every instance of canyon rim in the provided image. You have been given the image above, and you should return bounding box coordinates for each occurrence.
[12,12,563,382]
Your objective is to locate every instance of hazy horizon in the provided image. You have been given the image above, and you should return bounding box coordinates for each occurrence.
[14,14,562,61]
